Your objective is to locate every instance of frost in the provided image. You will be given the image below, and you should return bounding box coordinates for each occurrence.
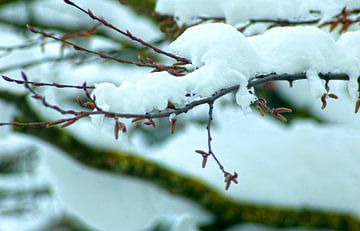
[92,24,360,115]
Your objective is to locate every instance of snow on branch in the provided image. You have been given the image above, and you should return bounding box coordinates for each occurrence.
[155,0,360,28]
[1,1,360,190]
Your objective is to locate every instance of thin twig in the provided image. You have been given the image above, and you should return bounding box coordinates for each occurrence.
[27,25,176,70]
[1,75,94,89]
[206,101,227,174]
[63,0,191,64]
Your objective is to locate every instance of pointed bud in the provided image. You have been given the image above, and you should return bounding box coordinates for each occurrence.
[355,99,360,114]
[114,120,120,140]
[274,107,293,113]
[202,155,208,168]
[77,96,84,107]
[321,93,327,110]
[276,113,288,123]
[1,75,12,82]
[195,150,208,155]
[170,118,177,135]
[328,93,338,99]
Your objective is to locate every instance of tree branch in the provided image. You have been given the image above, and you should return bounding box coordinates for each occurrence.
[0,89,360,230]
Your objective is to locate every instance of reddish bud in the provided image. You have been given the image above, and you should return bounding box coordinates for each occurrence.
[195,150,208,155]
[114,120,120,140]
[224,172,238,190]
[202,155,208,168]
[274,107,293,113]
[257,98,267,105]
[119,123,127,133]
[167,101,176,109]
[328,93,338,99]
[31,95,42,100]
[195,150,210,168]
[255,105,265,116]
[1,75,12,82]
[275,113,288,123]
[87,9,95,19]
[85,102,95,110]
[99,53,108,58]
[21,71,28,81]
[73,45,82,50]
[355,99,360,114]
[170,118,177,135]
[77,96,84,107]
[321,93,327,110]
[147,118,157,128]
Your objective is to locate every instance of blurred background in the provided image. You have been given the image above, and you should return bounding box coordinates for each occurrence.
[0,0,360,230]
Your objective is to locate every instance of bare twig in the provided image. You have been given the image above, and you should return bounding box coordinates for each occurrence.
[205,102,238,190]
[63,0,190,64]
[1,75,94,89]
[27,26,165,68]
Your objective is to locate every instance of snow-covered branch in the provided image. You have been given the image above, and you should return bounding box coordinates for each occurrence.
[1,0,360,191]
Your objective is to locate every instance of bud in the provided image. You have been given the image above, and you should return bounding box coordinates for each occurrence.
[170,118,177,135]
[355,99,360,114]
[328,93,338,99]
[321,93,327,110]
[114,120,120,140]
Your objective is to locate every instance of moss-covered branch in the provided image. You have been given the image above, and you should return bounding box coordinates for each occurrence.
[0,90,359,231]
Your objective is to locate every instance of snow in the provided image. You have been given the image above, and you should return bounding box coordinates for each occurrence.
[250,26,360,99]
[156,0,360,26]
[39,104,360,230]
[1,0,360,230]
[150,105,360,216]
[41,145,211,231]
[92,24,360,118]
[338,31,360,60]
[0,100,17,137]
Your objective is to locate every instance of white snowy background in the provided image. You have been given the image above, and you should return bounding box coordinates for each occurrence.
[1,0,360,230]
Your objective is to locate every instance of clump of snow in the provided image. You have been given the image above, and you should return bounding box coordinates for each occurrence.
[168,23,263,77]
[92,24,360,123]
[338,31,360,60]
[250,26,360,99]
[250,26,359,75]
